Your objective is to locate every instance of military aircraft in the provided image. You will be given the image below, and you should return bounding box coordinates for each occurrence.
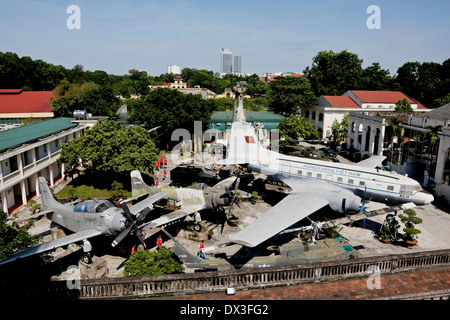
[217,120,434,248]
[0,177,167,266]
[130,170,251,233]
[162,228,362,271]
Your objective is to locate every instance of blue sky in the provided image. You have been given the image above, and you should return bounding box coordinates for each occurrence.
[1,0,449,76]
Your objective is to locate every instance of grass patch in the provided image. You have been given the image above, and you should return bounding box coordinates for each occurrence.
[55,170,133,200]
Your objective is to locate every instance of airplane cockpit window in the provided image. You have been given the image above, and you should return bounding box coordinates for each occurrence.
[189,183,210,190]
[74,200,114,213]
[95,201,114,213]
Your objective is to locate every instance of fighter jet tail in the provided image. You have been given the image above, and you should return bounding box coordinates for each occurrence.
[217,121,272,166]
[160,228,199,264]
[38,177,67,211]
[131,170,162,198]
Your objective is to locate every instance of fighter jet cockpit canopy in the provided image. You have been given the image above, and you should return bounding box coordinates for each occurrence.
[189,183,210,190]
[73,200,115,213]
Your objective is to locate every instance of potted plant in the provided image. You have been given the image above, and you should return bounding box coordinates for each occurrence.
[250,191,260,204]
[398,209,423,246]
[378,225,391,243]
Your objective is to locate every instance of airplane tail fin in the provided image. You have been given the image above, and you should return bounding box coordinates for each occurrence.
[218,121,272,165]
[160,229,199,264]
[131,170,161,198]
[38,177,65,211]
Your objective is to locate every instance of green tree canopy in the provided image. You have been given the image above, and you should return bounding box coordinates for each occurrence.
[129,88,214,149]
[122,247,184,277]
[58,120,158,178]
[52,79,120,117]
[0,211,41,260]
[394,98,413,113]
[304,50,364,96]
[277,115,320,140]
[268,76,316,116]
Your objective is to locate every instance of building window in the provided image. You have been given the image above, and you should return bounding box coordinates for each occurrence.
[312,111,316,120]
[337,177,343,182]
[348,179,354,184]
[359,181,365,186]
[319,113,324,122]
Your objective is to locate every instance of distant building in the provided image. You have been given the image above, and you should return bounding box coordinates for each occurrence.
[168,64,181,75]
[149,76,217,99]
[220,48,233,75]
[234,56,242,74]
[0,118,86,214]
[0,89,54,130]
[260,72,303,83]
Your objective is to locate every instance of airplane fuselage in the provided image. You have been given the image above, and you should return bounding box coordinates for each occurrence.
[248,149,433,209]
[47,200,127,236]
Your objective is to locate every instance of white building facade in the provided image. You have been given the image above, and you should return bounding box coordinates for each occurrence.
[0,118,85,214]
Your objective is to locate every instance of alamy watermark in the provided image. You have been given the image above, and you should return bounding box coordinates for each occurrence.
[66,5,81,30]
[366,265,382,289]
[366,5,381,30]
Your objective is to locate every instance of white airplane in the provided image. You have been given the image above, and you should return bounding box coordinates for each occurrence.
[218,121,434,247]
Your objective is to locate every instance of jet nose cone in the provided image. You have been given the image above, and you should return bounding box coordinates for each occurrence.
[417,190,434,205]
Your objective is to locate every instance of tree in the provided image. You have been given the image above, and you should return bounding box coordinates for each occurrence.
[399,209,423,242]
[0,210,41,260]
[303,50,364,96]
[268,76,316,116]
[52,79,120,117]
[58,120,158,181]
[331,113,349,146]
[122,247,184,277]
[394,98,413,113]
[277,115,320,140]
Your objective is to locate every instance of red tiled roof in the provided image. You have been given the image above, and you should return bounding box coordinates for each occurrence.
[0,90,55,114]
[323,96,361,108]
[350,90,416,104]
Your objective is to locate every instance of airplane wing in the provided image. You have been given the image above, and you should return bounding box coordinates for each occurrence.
[356,155,386,168]
[231,194,329,247]
[0,229,102,266]
[128,191,168,216]
[139,204,204,231]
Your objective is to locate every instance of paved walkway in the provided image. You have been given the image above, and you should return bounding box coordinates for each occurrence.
[165,267,450,300]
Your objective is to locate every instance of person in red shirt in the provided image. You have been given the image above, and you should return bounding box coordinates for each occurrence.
[155,160,159,171]
[159,157,164,169]
[197,240,208,260]
[155,178,160,187]
[163,169,167,181]
[164,157,168,168]
[156,235,163,251]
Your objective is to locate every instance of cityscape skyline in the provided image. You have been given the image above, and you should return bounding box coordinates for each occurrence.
[0,1,449,77]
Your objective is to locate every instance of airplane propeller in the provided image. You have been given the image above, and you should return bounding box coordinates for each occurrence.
[111,199,152,248]
[221,177,241,233]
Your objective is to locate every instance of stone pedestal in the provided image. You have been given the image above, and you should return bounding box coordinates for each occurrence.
[79,256,107,280]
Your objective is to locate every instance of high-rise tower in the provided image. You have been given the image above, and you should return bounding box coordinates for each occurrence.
[220,48,233,74]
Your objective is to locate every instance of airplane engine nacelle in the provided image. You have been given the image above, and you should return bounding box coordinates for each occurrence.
[327,192,361,213]
[204,192,231,209]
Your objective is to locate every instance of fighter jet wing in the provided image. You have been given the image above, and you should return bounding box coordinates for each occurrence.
[139,204,204,231]
[128,191,168,216]
[231,194,329,247]
[0,229,102,266]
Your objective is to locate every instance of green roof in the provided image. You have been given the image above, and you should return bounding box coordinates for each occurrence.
[210,111,284,122]
[0,117,78,153]
[209,111,284,131]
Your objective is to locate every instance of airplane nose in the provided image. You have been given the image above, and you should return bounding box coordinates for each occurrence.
[417,190,434,205]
